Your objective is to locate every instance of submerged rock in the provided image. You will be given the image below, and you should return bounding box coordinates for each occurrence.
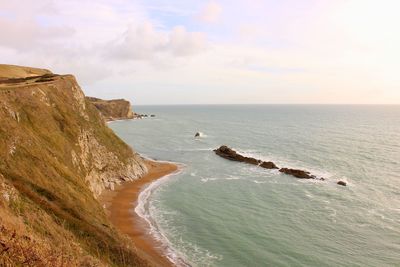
[133,113,155,119]
[279,168,315,179]
[337,181,347,186]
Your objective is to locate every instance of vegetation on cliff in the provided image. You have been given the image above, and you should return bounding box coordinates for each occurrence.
[0,65,149,266]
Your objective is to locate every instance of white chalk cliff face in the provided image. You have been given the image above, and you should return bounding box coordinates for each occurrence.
[77,128,147,197]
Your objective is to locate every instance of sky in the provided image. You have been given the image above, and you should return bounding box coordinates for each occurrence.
[0,0,399,104]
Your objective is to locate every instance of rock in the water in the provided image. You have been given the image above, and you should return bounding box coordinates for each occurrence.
[195,132,201,137]
[214,145,326,182]
[260,161,279,169]
[337,181,347,186]
[214,146,278,169]
[279,168,315,179]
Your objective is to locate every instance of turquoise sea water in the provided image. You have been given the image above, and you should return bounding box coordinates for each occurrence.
[109,105,400,267]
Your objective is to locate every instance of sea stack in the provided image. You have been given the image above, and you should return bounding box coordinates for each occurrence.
[279,168,316,179]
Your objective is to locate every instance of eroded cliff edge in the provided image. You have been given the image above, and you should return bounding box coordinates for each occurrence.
[0,65,149,266]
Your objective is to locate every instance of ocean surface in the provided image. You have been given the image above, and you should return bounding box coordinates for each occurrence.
[109,105,400,267]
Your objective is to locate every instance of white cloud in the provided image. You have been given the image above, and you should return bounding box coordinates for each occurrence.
[0,17,75,51]
[1,0,399,104]
[197,1,222,23]
[108,23,206,60]
[168,26,206,56]
[0,0,207,84]
[109,22,166,60]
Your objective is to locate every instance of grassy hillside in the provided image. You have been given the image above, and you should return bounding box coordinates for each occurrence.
[0,66,149,266]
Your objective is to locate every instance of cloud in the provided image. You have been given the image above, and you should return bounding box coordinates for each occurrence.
[0,17,75,51]
[0,0,58,16]
[0,0,207,84]
[1,0,399,104]
[108,23,206,60]
[197,1,222,23]
[168,26,206,56]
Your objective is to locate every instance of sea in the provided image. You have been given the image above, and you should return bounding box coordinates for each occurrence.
[109,105,400,267]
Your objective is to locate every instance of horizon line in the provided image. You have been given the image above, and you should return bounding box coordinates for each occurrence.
[132,103,400,106]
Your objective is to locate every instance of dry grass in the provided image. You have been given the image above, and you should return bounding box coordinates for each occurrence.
[0,64,52,80]
[0,71,149,266]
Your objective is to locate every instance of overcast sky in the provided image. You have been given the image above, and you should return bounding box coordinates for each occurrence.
[1,0,399,104]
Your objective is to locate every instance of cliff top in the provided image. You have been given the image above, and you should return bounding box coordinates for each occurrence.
[0,64,65,89]
[86,96,129,103]
[0,64,52,79]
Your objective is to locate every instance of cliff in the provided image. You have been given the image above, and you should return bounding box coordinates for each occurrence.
[0,65,149,266]
[86,97,135,122]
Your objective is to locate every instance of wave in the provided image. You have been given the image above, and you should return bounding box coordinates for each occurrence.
[134,165,192,267]
[200,175,241,183]
[135,162,222,266]
[176,148,214,152]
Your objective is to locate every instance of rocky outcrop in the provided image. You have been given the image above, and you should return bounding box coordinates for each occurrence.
[0,65,149,266]
[278,168,316,179]
[86,97,135,122]
[135,113,156,119]
[214,146,278,169]
[213,146,340,183]
[76,128,147,196]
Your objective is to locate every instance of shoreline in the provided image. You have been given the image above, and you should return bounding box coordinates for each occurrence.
[99,159,180,267]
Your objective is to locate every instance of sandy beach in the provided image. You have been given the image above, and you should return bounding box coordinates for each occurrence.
[99,160,179,267]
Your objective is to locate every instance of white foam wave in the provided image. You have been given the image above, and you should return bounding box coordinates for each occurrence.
[136,165,223,266]
[135,166,192,267]
[201,177,219,183]
[225,176,240,180]
[177,148,214,152]
[200,175,241,183]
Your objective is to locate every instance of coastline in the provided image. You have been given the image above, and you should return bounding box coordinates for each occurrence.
[99,159,180,267]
